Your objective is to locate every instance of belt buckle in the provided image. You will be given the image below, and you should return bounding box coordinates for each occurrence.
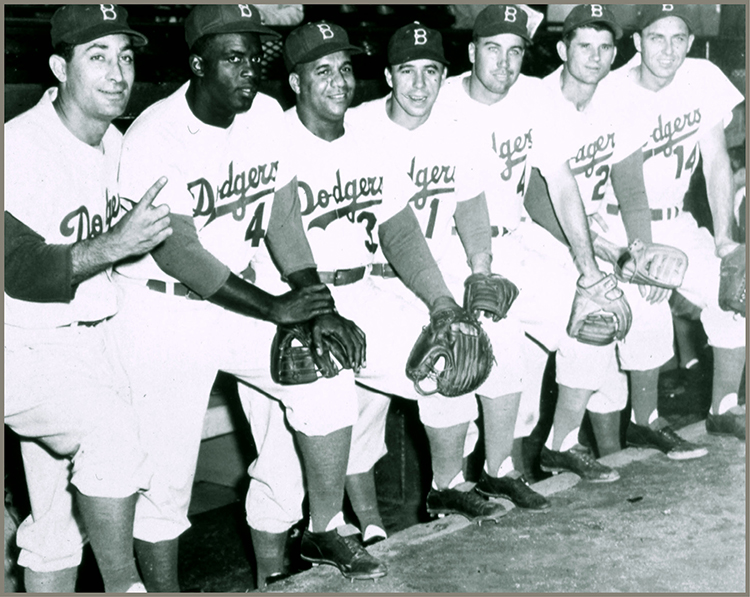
[333,269,346,286]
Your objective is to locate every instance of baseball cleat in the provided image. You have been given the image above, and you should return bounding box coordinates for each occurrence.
[426,487,508,523]
[626,422,709,459]
[706,409,746,441]
[540,446,620,482]
[300,529,387,581]
[474,470,551,511]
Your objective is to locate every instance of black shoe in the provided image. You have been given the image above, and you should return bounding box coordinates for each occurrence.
[474,471,551,511]
[540,446,620,482]
[626,422,708,460]
[300,529,387,580]
[426,487,508,522]
[706,410,746,440]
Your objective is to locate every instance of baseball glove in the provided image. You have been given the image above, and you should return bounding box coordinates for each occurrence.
[463,273,519,322]
[567,274,632,346]
[615,239,688,289]
[405,306,494,397]
[719,244,746,315]
[270,322,339,385]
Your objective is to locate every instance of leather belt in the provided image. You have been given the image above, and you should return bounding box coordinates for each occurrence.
[146,279,202,300]
[606,204,680,221]
[370,263,397,278]
[451,225,507,238]
[318,266,366,286]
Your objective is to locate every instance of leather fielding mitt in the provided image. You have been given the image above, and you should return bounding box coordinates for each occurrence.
[567,274,632,346]
[405,306,494,398]
[615,239,688,289]
[719,244,746,315]
[463,273,519,322]
[270,322,339,385]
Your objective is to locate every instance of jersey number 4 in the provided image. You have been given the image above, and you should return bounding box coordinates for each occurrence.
[245,203,265,246]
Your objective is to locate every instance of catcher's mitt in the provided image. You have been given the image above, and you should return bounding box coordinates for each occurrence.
[270,322,339,385]
[567,274,632,346]
[615,239,688,289]
[719,244,746,315]
[405,307,494,397]
[463,273,519,322]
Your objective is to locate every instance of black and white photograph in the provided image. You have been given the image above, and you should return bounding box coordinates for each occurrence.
[3,3,746,593]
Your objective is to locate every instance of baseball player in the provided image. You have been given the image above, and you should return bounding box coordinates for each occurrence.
[4,5,170,592]
[244,19,502,581]
[110,6,371,591]
[348,21,550,519]
[609,4,745,441]
[430,5,624,483]
[524,4,708,461]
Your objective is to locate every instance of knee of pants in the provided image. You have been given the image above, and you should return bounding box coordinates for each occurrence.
[417,393,478,429]
[70,418,151,499]
[279,373,359,436]
[556,337,616,391]
[348,389,390,475]
[480,317,525,396]
[245,476,304,534]
[586,368,628,414]
[617,286,674,371]
[701,306,746,349]
[16,460,85,572]
[133,498,190,543]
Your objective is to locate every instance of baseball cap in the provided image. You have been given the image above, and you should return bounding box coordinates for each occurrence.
[284,21,363,72]
[562,5,623,40]
[51,5,148,48]
[387,22,449,66]
[473,5,532,43]
[185,4,281,50]
[637,4,694,33]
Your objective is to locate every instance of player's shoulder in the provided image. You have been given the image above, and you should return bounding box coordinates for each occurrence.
[124,81,189,139]
[347,96,387,127]
[676,57,730,84]
[5,88,57,142]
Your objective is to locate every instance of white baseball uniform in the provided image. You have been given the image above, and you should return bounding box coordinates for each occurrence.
[432,73,586,434]
[4,88,151,572]
[347,95,525,431]
[609,56,745,350]
[240,108,429,533]
[113,83,357,541]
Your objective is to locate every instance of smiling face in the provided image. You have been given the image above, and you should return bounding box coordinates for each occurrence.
[385,58,445,130]
[468,33,525,104]
[634,16,694,90]
[559,26,616,87]
[292,50,355,123]
[192,32,263,123]
[58,33,135,122]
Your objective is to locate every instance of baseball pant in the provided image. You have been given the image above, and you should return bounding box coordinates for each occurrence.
[4,322,150,572]
[112,275,358,543]
[652,211,745,349]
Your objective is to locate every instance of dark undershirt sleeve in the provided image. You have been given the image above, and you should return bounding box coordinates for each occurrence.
[611,149,653,244]
[522,167,571,246]
[4,211,75,302]
[379,206,453,308]
[265,177,317,279]
[453,193,492,264]
[150,214,231,298]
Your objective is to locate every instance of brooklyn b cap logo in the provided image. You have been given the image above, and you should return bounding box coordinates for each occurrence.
[51,4,148,48]
[387,22,449,66]
[283,21,363,72]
